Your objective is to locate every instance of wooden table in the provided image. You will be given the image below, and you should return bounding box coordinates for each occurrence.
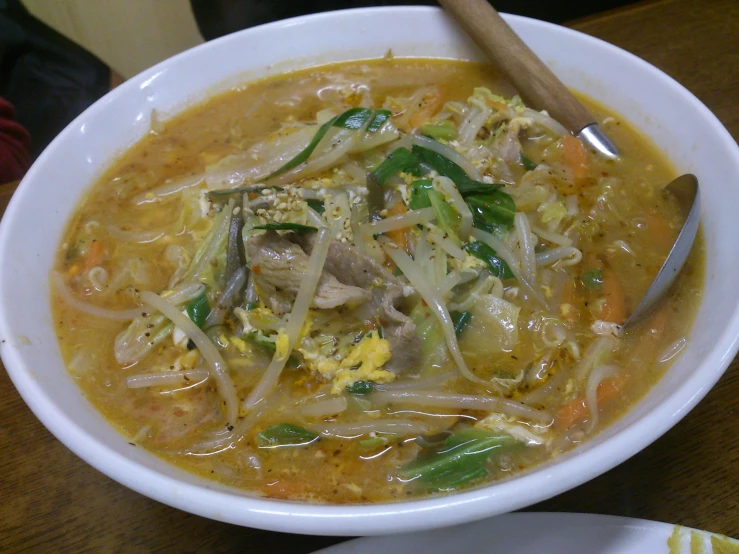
[1,0,737,551]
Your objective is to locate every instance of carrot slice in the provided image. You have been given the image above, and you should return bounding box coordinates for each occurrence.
[601,269,627,324]
[562,134,589,185]
[556,374,628,429]
[645,209,674,253]
[405,89,443,131]
[83,240,105,272]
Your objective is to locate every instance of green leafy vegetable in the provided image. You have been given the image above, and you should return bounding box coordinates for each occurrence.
[464,241,515,280]
[582,269,604,291]
[428,189,460,239]
[400,427,516,490]
[367,109,392,132]
[346,380,375,395]
[421,120,458,141]
[257,423,319,447]
[185,290,210,329]
[409,179,434,210]
[520,152,537,171]
[466,190,517,233]
[306,198,325,214]
[267,108,384,179]
[411,145,498,197]
[252,222,317,233]
[243,331,276,353]
[451,311,472,336]
[370,147,423,186]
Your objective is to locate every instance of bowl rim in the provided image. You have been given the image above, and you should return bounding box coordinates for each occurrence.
[1,5,739,536]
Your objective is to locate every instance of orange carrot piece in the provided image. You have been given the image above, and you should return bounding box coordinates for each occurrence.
[556,374,628,429]
[562,134,589,184]
[406,89,443,131]
[483,97,509,111]
[645,210,674,252]
[385,201,409,254]
[84,240,105,271]
[601,269,627,324]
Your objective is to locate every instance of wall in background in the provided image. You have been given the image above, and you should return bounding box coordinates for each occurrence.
[20,0,204,79]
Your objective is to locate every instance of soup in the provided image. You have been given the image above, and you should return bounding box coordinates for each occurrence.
[52,59,703,503]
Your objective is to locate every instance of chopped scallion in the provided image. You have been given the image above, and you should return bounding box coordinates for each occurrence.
[346,380,375,395]
[520,152,537,171]
[252,222,317,233]
[411,145,499,197]
[409,179,434,210]
[451,311,472,336]
[464,241,515,280]
[420,120,458,141]
[369,147,423,186]
[185,290,210,329]
[582,269,604,291]
[267,108,384,179]
[256,423,319,447]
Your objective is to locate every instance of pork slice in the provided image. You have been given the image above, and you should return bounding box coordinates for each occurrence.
[246,231,371,314]
[297,236,421,374]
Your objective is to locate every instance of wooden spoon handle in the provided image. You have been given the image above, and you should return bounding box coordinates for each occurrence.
[438,0,595,133]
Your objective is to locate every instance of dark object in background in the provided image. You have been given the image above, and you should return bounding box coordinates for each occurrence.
[192,0,638,40]
[0,0,110,159]
[0,96,30,182]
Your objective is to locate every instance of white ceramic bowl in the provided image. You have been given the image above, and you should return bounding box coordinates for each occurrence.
[1,7,738,537]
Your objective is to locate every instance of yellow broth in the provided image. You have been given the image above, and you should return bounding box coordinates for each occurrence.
[52,59,703,503]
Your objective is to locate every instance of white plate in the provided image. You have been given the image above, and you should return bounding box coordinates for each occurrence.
[314,513,738,553]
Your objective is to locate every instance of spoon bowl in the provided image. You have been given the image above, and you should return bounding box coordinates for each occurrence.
[625,174,701,327]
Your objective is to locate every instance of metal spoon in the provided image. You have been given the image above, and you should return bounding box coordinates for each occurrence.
[438,0,701,326]
[625,174,700,327]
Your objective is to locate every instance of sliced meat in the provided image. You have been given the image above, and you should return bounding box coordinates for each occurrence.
[246,231,371,314]
[297,235,421,374]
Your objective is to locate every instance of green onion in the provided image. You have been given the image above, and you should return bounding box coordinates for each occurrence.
[400,427,516,490]
[185,290,210,329]
[409,179,434,210]
[520,152,537,171]
[428,189,461,239]
[420,120,458,141]
[464,241,515,280]
[411,145,499,197]
[252,222,317,233]
[582,269,604,291]
[466,191,516,232]
[369,147,423,186]
[256,423,319,447]
[451,311,472,336]
[243,331,276,353]
[346,380,375,395]
[306,198,325,214]
[267,108,383,179]
[367,109,392,132]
